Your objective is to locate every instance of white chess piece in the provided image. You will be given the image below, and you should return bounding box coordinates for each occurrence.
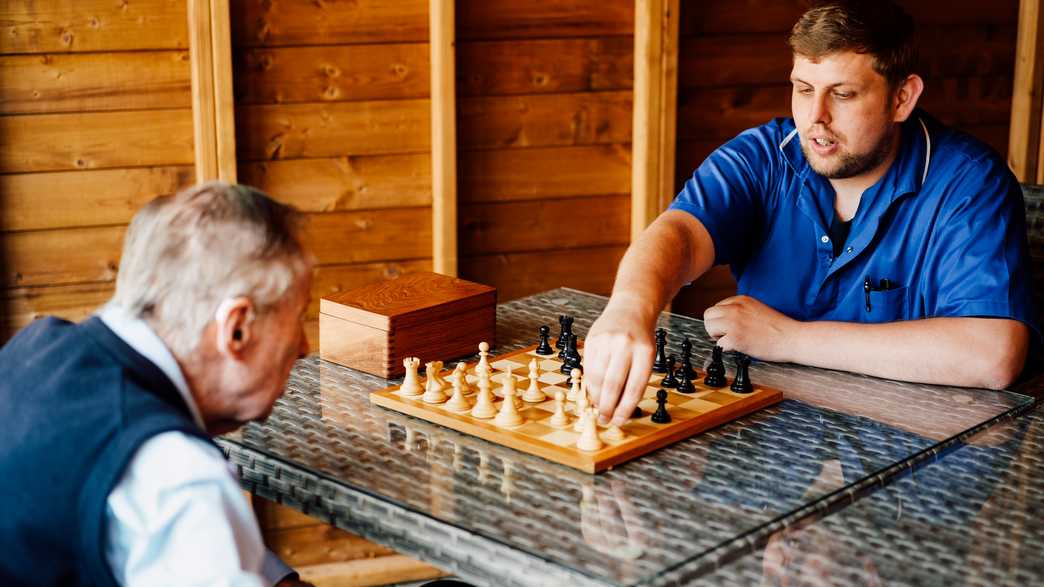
[493,370,524,427]
[601,423,625,443]
[444,374,472,413]
[522,358,546,403]
[573,378,589,431]
[576,407,604,452]
[398,357,422,397]
[421,361,448,404]
[470,369,497,419]
[429,360,448,389]
[450,362,473,395]
[476,341,491,375]
[549,390,570,428]
[568,368,582,402]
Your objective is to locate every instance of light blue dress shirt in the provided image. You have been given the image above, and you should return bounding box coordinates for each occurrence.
[98,304,293,586]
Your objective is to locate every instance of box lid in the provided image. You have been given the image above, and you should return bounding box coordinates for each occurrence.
[319,271,496,331]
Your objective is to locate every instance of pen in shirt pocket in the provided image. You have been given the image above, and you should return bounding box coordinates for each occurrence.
[863,276,896,312]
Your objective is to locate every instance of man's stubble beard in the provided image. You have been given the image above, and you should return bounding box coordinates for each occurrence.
[802,122,897,180]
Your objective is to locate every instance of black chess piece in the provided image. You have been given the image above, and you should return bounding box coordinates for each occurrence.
[560,334,583,375]
[703,345,727,388]
[730,354,753,394]
[660,355,679,388]
[652,328,668,373]
[535,325,554,355]
[556,315,573,351]
[676,366,696,393]
[651,389,671,424]
[631,405,644,419]
[680,338,697,380]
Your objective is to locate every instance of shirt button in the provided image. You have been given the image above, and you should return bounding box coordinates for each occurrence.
[846,246,854,253]
[821,235,830,243]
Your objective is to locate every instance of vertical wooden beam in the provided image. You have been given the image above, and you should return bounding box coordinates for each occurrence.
[188,0,218,183]
[210,0,238,183]
[631,0,679,241]
[430,0,458,276]
[188,0,237,184]
[1010,0,1044,182]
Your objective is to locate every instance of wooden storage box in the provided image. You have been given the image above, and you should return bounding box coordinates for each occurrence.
[319,272,496,378]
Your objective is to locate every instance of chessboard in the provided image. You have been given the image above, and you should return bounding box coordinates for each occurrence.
[369,341,783,473]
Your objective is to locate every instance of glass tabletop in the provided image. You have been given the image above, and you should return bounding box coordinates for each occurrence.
[221,289,1034,586]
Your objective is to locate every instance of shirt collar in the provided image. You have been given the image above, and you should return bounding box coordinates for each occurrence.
[97,303,206,430]
[779,110,932,200]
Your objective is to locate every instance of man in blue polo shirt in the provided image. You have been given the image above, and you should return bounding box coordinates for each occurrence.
[584,1,1035,426]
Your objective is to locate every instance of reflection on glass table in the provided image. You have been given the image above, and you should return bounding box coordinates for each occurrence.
[219,289,1035,586]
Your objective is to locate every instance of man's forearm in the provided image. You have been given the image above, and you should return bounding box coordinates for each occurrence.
[784,317,1029,389]
[608,211,715,318]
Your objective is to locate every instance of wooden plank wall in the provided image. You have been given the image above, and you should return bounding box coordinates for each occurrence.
[454,0,635,301]
[0,0,196,338]
[670,0,1021,318]
[230,0,436,345]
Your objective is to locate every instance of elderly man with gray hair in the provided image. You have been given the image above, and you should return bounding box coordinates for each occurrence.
[0,183,314,586]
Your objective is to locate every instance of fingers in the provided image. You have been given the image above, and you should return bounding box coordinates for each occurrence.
[582,340,611,405]
[595,343,631,422]
[609,348,652,426]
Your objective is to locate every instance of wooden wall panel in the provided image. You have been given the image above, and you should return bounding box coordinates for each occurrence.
[230,0,435,338]
[456,0,634,301]
[0,51,191,115]
[460,145,631,203]
[1,0,189,53]
[670,0,1020,317]
[1,1,195,340]
[0,109,195,173]
[235,44,430,104]
[458,91,632,150]
[461,246,628,302]
[232,0,429,47]
[238,155,431,212]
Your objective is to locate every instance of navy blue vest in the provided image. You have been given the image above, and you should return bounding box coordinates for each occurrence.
[0,316,215,586]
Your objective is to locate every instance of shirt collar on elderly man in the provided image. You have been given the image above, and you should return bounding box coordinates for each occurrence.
[97,303,206,430]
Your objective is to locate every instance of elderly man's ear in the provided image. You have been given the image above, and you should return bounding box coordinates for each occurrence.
[215,297,255,356]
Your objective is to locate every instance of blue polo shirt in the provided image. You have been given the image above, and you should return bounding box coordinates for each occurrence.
[671,110,1035,330]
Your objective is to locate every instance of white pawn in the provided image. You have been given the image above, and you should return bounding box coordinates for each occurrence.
[549,390,570,428]
[470,369,497,419]
[476,341,491,375]
[522,358,546,403]
[567,368,582,401]
[576,407,604,452]
[398,357,422,397]
[422,361,448,404]
[573,379,590,431]
[450,362,473,395]
[602,423,625,443]
[493,370,524,427]
[444,374,472,413]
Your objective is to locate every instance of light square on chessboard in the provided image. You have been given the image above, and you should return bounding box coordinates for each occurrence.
[538,428,579,446]
[701,391,737,405]
[677,398,723,413]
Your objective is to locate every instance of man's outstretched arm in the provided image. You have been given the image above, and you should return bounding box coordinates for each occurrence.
[704,294,1030,391]
[584,210,716,426]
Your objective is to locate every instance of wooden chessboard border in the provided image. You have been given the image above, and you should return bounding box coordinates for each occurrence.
[369,344,783,473]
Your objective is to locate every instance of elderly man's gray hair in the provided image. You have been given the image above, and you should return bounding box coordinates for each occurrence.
[113,181,310,355]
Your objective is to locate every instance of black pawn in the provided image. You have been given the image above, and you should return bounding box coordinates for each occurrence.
[703,345,727,388]
[556,315,573,351]
[680,338,697,380]
[651,389,671,424]
[652,328,669,373]
[730,355,753,394]
[660,355,679,388]
[535,325,554,355]
[631,405,644,419]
